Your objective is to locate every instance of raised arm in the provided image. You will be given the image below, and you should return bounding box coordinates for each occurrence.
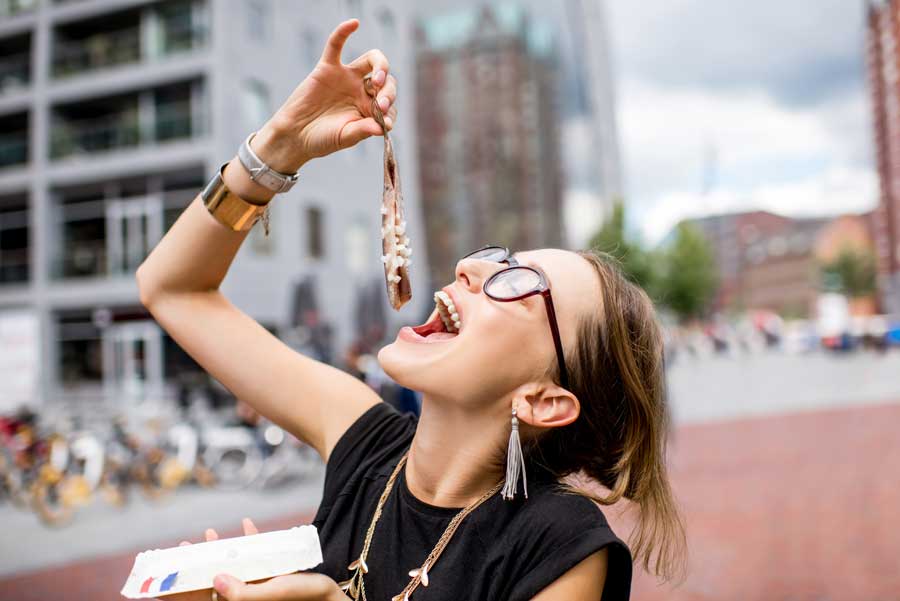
[135,20,398,461]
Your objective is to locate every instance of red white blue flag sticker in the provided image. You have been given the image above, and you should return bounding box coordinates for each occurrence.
[139,572,179,595]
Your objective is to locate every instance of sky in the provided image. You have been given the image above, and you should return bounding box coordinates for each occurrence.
[604,0,877,244]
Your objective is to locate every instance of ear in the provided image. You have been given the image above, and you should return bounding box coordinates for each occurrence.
[511,382,581,430]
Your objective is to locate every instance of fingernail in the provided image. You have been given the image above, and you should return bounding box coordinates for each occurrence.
[374,70,386,84]
[379,96,390,110]
[179,541,191,546]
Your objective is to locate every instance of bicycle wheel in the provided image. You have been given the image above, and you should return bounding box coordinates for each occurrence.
[30,479,75,527]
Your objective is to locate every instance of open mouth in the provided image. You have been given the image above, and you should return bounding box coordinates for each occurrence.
[408,291,462,342]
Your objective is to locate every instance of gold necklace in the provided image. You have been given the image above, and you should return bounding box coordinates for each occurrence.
[339,452,503,601]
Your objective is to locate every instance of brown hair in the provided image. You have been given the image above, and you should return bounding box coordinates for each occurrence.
[531,249,687,583]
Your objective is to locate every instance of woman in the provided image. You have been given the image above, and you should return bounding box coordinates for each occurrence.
[138,20,685,601]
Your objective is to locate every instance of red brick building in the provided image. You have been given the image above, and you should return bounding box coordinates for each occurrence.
[683,211,875,317]
[414,5,564,288]
[865,0,900,313]
[686,211,823,314]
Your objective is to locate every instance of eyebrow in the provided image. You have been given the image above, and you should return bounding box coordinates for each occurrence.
[511,252,553,288]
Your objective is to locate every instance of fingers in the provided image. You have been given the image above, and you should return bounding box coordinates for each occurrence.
[386,105,398,128]
[241,517,259,536]
[320,19,359,65]
[350,48,390,78]
[205,528,219,542]
[340,118,385,148]
[213,573,336,601]
[375,74,397,113]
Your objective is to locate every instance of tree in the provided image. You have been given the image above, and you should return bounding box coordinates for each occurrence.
[820,246,877,298]
[589,203,658,295]
[658,222,718,322]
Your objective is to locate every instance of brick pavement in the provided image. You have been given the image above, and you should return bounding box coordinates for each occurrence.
[621,402,900,601]
[2,402,899,601]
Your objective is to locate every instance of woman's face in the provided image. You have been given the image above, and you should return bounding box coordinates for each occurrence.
[378,248,600,408]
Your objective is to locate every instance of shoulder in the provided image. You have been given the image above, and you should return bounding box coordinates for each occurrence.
[319,403,416,508]
[498,482,632,601]
[532,548,609,601]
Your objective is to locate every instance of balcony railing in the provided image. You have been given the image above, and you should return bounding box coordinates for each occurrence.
[156,101,195,141]
[0,133,28,168]
[53,28,141,78]
[51,102,202,159]
[51,113,140,158]
[0,52,30,94]
[158,22,208,56]
[53,22,207,78]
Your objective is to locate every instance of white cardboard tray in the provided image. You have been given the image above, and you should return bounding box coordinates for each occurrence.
[120,525,323,598]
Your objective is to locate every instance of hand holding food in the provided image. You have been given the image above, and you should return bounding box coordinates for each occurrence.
[120,518,324,600]
[249,19,398,175]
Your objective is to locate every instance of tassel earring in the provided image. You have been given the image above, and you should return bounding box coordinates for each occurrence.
[501,402,528,501]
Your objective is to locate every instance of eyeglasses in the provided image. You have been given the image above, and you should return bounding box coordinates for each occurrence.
[462,245,570,390]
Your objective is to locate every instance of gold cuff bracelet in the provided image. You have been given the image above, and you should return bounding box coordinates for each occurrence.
[202,163,270,232]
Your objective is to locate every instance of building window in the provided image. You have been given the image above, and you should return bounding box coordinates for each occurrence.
[246,0,270,41]
[241,79,270,132]
[0,195,29,285]
[306,206,324,259]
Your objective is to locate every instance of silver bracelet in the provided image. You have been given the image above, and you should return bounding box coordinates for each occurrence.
[237,133,300,193]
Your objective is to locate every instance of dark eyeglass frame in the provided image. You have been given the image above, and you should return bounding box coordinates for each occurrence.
[463,245,570,390]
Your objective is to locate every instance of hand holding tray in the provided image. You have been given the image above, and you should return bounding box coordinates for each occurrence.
[120,525,322,598]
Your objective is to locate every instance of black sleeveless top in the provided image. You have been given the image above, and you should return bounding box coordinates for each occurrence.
[311,404,632,600]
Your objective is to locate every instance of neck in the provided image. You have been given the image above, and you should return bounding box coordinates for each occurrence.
[405,396,508,508]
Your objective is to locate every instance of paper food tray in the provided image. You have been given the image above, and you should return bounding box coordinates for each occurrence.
[120,525,322,598]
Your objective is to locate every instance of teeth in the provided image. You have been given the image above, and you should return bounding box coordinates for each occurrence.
[433,291,461,333]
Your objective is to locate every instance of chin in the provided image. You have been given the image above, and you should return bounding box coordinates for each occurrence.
[377,304,464,392]
[376,337,436,392]
[376,341,407,384]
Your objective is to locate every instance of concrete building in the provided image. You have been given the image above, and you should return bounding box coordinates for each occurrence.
[865,0,900,313]
[560,0,622,237]
[0,0,430,413]
[414,4,564,288]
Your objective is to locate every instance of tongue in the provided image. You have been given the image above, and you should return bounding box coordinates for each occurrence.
[426,332,457,340]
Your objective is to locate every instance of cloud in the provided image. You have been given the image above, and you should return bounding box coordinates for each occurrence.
[607,0,866,108]
[607,0,879,247]
[618,81,868,205]
[638,165,878,245]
